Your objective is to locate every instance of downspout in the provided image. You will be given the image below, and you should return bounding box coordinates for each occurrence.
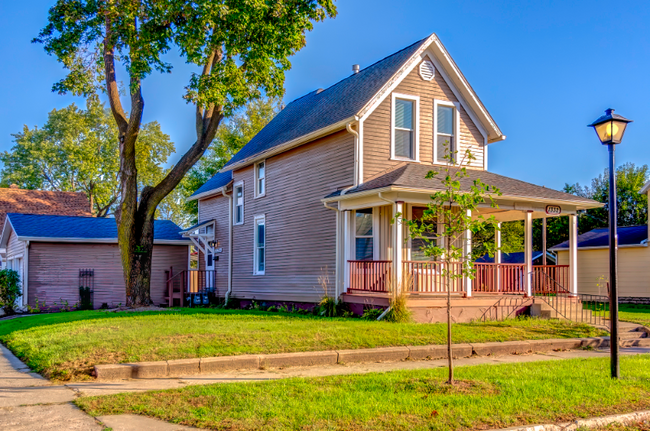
[341,121,360,196]
[222,188,234,305]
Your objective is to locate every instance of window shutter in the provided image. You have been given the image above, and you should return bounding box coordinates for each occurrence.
[419,60,435,81]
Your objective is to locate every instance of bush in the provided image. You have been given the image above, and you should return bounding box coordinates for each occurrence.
[0,269,22,315]
[361,307,384,320]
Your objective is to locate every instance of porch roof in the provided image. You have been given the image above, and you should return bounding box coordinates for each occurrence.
[324,163,601,209]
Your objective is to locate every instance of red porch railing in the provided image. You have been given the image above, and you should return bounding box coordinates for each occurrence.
[403,261,465,293]
[348,260,392,292]
[532,265,570,294]
[473,263,526,293]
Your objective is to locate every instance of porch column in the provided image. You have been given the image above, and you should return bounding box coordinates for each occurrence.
[524,211,533,296]
[464,209,473,297]
[495,222,502,291]
[343,210,352,292]
[394,201,404,289]
[569,213,578,296]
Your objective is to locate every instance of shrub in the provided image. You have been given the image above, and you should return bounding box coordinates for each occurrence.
[0,269,22,315]
[361,307,384,320]
[385,289,412,323]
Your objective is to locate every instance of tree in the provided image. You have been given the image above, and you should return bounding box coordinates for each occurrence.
[35,1,336,305]
[401,144,502,384]
[0,98,174,218]
[181,96,281,222]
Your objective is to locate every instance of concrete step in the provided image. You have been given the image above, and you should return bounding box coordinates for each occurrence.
[619,331,647,340]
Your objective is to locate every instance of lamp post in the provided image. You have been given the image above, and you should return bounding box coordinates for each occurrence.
[588,108,632,379]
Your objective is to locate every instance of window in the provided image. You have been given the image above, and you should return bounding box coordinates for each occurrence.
[254,215,265,274]
[435,101,458,163]
[255,161,266,197]
[392,94,419,161]
[410,206,438,261]
[233,182,244,225]
[355,208,374,261]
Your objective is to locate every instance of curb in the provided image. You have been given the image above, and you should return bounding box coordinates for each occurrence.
[490,409,650,430]
[94,335,612,381]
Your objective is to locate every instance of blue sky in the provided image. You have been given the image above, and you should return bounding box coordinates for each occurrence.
[1,0,649,191]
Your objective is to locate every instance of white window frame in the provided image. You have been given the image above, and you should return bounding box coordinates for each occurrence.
[253,214,266,275]
[254,160,266,198]
[390,93,420,162]
[353,208,377,261]
[433,99,461,164]
[233,181,244,226]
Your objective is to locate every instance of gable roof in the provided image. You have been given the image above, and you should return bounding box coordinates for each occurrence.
[323,163,601,209]
[550,225,648,250]
[220,33,504,173]
[0,186,91,236]
[188,171,233,201]
[1,213,189,246]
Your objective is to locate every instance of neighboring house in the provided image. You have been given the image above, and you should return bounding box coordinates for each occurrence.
[0,213,189,309]
[0,185,92,265]
[476,251,557,265]
[186,33,601,321]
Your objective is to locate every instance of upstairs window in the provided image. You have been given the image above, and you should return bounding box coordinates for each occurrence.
[233,182,244,225]
[255,161,266,197]
[435,101,458,163]
[392,94,419,161]
[355,208,374,261]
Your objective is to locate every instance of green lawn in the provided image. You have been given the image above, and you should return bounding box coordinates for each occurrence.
[619,304,650,327]
[0,309,604,381]
[76,355,650,431]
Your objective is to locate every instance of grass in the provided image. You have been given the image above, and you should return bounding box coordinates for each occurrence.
[0,308,604,381]
[619,304,650,327]
[75,355,650,431]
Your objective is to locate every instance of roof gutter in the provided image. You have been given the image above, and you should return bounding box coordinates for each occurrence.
[186,183,232,203]
[220,117,355,173]
[550,243,648,252]
[12,236,189,245]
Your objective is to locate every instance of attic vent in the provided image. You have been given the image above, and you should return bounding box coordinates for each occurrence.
[419,60,435,81]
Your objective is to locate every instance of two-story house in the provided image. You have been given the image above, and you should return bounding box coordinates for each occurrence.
[183,34,601,321]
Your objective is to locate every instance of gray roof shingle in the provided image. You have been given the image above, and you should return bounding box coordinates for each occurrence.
[221,37,429,171]
[5,213,189,243]
[325,163,600,206]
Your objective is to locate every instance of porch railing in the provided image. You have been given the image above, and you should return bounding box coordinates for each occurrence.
[532,265,570,294]
[473,263,526,293]
[403,261,465,293]
[348,260,392,292]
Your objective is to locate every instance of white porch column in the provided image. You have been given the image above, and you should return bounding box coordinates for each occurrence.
[569,213,578,296]
[394,201,404,287]
[524,211,533,296]
[495,222,502,292]
[464,209,473,297]
[343,210,352,292]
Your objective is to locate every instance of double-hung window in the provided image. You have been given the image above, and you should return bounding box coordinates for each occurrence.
[435,101,458,163]
[410,206,438,261]
[392,94,419,161]
[233,182,244,225]
[354,208,374,261]
[255,161,266,197]
[253,215,265,275]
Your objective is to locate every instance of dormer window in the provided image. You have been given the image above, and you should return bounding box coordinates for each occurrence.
[391,93,420,161]
[434,100,460,163]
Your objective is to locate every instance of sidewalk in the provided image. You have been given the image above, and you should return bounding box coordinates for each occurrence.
[1,341,649,430]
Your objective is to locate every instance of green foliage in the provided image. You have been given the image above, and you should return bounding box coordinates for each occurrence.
[315,296,348,318]
[385,291,413,323]
[0,269,22,315]
[0,98,185,222]
[360,307,384,320]
[181,97,281,221]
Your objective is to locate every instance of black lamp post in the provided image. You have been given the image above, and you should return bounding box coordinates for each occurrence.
[588,108,632,379]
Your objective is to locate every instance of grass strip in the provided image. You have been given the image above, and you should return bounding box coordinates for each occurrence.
[75,355,650,431]
[0,309,604,381]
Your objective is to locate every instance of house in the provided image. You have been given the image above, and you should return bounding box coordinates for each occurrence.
[0,213,189,309]
[0,185,92,265]
[185,33,601,322]
[476,251,557,265]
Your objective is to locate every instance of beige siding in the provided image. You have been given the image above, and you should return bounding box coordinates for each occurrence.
[557,248,650,297]
[27,243,188,307]
[197,194,230,296]
[6,230,24,260]
[229,130,354,302]
[363,60,485,181]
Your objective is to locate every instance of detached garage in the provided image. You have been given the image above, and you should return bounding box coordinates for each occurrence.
[0,213,189,309]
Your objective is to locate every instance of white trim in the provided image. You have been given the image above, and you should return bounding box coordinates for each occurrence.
[372,206,380,260]
[253,214,266,275]
[254,160,266,199]
[551,243,648,252]
[568,214,578,295]
[8,237,188,245]
[187,185,231,202]
[358,119,364,184]
[233,181,245,225]
[390,93,420,162]
[433,99,461,164]
[23,241,29,307]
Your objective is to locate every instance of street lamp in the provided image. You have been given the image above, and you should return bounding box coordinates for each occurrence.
[588,108,632,379]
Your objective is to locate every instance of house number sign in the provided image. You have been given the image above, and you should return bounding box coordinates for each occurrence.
[545,205,561,215]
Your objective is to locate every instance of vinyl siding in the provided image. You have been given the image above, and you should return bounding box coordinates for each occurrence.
[363,59,485,181]
[229,129,354,302]
[27,243,188,307]
[557,248,650,297]
[197,194,230,296]
[6,230,24,260]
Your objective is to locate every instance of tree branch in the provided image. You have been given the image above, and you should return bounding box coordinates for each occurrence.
[103,17,128,134]
[195,49,217,140]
